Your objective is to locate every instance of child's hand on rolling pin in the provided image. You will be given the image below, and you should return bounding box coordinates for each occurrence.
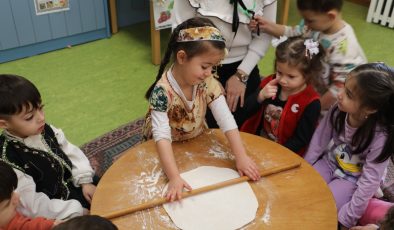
[235,154,260,181]
[166,176,192,202]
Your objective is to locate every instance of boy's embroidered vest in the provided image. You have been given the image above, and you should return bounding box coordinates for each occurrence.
[241,74,320,156]
[0,124,73,199]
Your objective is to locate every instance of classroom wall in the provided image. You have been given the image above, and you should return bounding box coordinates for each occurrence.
[0,0,110,63]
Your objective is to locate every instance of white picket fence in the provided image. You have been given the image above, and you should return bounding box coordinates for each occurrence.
[367,0,394,28]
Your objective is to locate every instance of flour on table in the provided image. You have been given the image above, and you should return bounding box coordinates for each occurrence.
[208,145,229,159]
[163,166,258,230]
[129,161,178,229]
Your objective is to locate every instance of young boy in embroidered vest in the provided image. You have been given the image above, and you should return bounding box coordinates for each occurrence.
[0,74,96,220]
[0,161,58,230]
[240,36,324,156]
[250,0,366,112]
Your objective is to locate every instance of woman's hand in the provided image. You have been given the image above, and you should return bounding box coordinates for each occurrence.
[235,154,260,181]
[81,183,96,204]
[165,176,192,202]
[226,75,246,112]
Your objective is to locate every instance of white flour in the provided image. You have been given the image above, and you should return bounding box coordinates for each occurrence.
[207,139,234,160]
[257,179,277,226]
[185,151,193,159]
[126,150,177,229]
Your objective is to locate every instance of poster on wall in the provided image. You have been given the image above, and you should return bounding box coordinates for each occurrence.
[152,0,174,30]
[34,0,70,15]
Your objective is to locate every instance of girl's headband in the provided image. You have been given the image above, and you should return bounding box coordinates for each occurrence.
[177,26,226,43]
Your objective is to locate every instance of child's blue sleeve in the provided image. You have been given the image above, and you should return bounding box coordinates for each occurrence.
[284,20,305,37]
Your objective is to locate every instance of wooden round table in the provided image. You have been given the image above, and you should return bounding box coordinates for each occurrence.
[91,129,337,229]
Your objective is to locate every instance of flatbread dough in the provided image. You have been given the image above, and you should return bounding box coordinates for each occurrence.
[163,166,258,230]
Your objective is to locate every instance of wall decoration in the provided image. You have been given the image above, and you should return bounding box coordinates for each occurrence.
[34,0,69,15]
[152,0,174,30]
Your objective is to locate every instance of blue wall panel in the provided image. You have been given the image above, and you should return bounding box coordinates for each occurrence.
[65,0,83,36]
[0,0,110,63]
[94,0,106,29]
[79,0,97,32]
[49,13,68,39]
[27,0,52,43]
[10,0,36,46]
[0,0,19,50]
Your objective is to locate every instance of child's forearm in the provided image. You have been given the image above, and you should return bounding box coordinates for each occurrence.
[224,129,247,158]
[258,20,285,38]
[265,23,286,38]
[224,129,261,181]
[156,139,180,180]
[254,16,286,38]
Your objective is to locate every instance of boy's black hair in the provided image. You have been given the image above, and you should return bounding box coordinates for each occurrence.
[0,161,17,202]
[145,17,226,100]
[53,215,118,230]
[297,0,343,12]
[0,74,42,118]
[330,63,394,163]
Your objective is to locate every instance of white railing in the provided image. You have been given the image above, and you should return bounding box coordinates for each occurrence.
[367,0,394,28]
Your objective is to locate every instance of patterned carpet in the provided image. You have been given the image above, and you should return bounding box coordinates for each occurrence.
[80,118,144,177]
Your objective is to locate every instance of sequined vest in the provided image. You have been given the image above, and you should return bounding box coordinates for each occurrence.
[0,124,73,199]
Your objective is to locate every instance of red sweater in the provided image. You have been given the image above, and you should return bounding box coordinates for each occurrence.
[241,75,320,156]
[3,212,54,230]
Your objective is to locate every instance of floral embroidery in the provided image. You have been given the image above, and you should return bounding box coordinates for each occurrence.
[150,85,168,112]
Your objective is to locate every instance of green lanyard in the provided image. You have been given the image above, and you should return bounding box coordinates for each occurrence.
[238,0,256,18]
[230,0,259,35]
